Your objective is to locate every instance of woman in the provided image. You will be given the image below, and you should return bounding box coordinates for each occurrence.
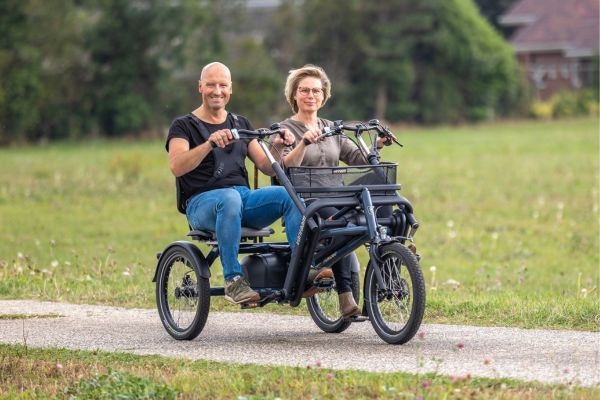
[271,65,389,319]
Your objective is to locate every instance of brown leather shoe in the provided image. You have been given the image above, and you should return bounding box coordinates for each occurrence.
[339,291,360,319]
[302,267,333,298]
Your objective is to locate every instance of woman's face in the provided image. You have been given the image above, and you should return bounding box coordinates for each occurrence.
[293,77,324,114]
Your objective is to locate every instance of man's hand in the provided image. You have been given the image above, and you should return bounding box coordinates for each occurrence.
[209,129,236,148]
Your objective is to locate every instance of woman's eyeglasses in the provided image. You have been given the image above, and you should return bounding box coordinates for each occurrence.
[297,87,323,96]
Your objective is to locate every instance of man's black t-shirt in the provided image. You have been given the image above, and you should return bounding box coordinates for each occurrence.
[166,113,254,206]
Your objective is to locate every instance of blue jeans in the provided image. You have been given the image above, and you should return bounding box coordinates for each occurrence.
[186,186,302,281]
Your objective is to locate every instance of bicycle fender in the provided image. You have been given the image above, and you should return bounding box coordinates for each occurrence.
[152,241,211,282]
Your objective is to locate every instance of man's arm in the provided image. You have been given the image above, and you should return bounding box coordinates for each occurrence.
[168,138,213,177]
[168,128,238,177]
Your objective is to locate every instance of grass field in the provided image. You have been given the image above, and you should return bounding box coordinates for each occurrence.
[0,117,598,330]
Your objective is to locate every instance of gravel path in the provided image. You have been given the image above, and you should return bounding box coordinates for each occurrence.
[0,300,598,387]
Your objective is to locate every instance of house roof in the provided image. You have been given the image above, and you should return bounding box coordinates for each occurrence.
[499,0,599,57]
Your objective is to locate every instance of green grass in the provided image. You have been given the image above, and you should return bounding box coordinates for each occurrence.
[0,117,598,330]
[1,344,597,399]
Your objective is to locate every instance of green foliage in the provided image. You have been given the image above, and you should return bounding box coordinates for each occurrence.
[65,368,177,400]
[529,90,600,119]
[283,0,525,123]
[0,0,43,144]
[227,37,283,126]
[85,0,194,136]
[0,0,572,142]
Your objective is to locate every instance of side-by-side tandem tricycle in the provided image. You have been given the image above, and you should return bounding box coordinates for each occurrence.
[153,119,425,344]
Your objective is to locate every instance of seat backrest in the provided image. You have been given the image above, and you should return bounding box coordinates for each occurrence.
[176,177,187,215]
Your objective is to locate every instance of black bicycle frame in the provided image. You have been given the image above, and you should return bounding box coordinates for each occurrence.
[254,139,411,307]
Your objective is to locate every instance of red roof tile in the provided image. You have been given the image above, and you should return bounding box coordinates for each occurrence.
[500,0,599,56]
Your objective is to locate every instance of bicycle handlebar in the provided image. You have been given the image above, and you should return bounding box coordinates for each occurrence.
[231,123,285,140]
[303,119,402,147]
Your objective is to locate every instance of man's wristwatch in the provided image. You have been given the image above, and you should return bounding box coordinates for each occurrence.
[209,141,217,149]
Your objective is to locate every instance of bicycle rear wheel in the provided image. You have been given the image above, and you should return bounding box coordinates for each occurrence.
[156,245,210,340]
[365,243,425,344]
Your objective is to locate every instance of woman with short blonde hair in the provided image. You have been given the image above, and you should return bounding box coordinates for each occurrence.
[271,64,390,319]
[284,64,332,113]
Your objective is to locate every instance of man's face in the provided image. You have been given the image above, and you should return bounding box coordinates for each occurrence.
[199,66,232,111]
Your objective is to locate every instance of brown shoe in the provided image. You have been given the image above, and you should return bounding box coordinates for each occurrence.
[302,267,333,298]
[224,276,260,304]
[339,291,360,319]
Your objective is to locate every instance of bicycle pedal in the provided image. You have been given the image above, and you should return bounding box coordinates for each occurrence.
[348,315,368,322]
[313,278,334,288]
[240,302,259,309]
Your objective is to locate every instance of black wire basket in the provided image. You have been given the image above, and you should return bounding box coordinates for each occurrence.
[287,162,399,198]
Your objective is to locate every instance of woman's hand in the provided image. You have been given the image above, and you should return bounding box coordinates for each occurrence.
[301,128,322,146]
[272,128,295,146]
[376,135,393,150]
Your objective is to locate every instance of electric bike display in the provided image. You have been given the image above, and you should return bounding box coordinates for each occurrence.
[153,120,425,344]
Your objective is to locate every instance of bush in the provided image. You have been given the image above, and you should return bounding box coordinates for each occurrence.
[529,100,554,119]
[529,90,599,119]
[552,90,599,118]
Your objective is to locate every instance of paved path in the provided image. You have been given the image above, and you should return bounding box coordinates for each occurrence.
[0,300,598,387]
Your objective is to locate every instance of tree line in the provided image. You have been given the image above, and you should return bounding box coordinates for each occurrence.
[0,0,526,144]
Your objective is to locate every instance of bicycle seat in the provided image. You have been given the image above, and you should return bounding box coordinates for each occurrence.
[187,227,274,242]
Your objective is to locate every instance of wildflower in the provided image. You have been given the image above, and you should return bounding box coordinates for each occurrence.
[443,279,461,289]
[422,380,431,389]
[17,252,24,260]
[429,266,437,290]
[484,357,493,365]
[315,359,322,367]
[456,342,465,350]
[51,260,59,268]
[418,330,425,340]
[326,373,334,380]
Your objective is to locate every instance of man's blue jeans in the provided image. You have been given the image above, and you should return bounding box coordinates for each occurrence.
[186,185,302,281]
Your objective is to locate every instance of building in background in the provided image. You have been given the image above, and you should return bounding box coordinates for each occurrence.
[500,0,599,99]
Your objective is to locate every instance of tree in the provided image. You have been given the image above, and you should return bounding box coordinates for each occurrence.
[269,0,525,123]
[0,0,43,144]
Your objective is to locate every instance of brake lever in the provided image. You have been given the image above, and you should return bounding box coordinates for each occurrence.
[377,125,403,147]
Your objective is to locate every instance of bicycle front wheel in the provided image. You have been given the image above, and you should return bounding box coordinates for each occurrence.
[365,243,425,344]
[307,271,360,333]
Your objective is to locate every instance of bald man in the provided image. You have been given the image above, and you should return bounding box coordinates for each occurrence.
[166,62,300,304]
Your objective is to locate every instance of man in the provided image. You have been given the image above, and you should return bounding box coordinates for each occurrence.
[166,62,326,304]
